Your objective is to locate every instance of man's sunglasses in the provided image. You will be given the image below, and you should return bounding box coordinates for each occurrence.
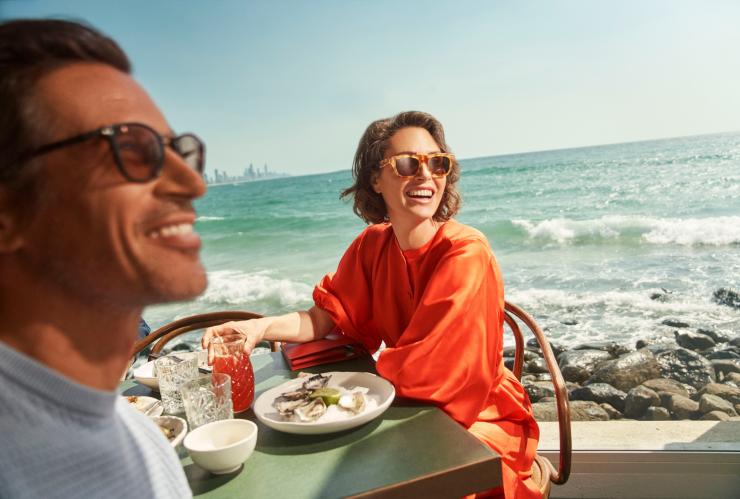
[24,122,205,182]
[379,152,455,179]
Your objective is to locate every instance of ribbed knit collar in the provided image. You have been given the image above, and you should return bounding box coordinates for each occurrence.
[0,340,118,418]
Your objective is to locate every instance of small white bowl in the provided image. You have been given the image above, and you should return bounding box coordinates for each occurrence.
[184,419,258,474]
[152,415,187,448]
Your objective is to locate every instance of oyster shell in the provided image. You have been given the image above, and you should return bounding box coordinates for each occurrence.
[302,374,330,391]
[338,391,366,414]
[293,398,326,422]
[273,394,310,416]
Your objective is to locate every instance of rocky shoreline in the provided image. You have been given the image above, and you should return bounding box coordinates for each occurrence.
[513,287,740,422]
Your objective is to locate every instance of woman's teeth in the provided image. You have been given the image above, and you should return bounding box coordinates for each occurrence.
[149,223,193,239]
[407,189,433,198]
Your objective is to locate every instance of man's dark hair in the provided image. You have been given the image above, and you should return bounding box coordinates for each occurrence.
[0,19,131,190]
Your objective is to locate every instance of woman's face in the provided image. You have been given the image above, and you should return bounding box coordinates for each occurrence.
[372,126,447,225]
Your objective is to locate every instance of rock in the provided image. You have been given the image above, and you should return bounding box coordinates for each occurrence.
[569,400,610,421]
[538,397,556,403]
[641,378,690,398]
[586,349,660,392]
[674,330,715,351]
[699,394,738,416]
[635,335,680,354]
[650,289,672,302]
[713,288,740,309]
[725,372,740,385]
[730,337,740,348]
[662,318,691,328]
[558,349,613,383]
[697,383,740,404]
[645,406,671,420]
[504,358,515,371]
[525,357,550,374]
[530,373,552,382]
[600,403,622,419]
[573,341,631,357]
[711,359,740,377]
[561,319,578,325]
[663,394,700,419]
[504,347,540,362]
[736,404,740,415]
[706,349,740,360]
[624,386,661,419]
[655,348,716,389]
[524,381,555,402]
[697,328,730,344]
[532,402,558,422]
[700,411,730,421]
[570,383,628,412]
[526,337,566,356]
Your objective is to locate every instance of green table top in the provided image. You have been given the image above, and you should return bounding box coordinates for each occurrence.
[122,353,501,498]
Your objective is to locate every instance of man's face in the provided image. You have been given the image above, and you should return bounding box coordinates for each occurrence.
[18,62,208,307]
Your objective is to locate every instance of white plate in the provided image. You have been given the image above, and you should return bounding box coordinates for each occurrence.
[254,372,395,435]
[134,351,210,390]
[124,395,164,417]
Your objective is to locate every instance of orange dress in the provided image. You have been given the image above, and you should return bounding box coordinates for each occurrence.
[313,221,541,499]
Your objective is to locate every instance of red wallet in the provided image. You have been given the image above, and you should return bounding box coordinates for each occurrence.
[281,332,368,371]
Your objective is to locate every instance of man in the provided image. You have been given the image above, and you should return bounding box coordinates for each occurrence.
[0,19,207,498]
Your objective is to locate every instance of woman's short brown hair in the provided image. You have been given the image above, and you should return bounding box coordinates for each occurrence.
[341,111,461,224]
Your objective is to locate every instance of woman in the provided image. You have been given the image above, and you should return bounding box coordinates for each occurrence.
[203,111,540,498]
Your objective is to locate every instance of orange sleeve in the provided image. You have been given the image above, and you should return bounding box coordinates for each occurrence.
[375,237,504,428]
[312,231,383,353]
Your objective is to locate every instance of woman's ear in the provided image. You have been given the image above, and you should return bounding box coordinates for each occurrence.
[371,173,382,194]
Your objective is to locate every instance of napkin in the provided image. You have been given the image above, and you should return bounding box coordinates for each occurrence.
[281,332,367,371]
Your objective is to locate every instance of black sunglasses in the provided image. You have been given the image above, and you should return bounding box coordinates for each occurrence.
[24,122,205,182]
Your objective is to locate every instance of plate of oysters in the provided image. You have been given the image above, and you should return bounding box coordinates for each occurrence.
[253,372,395,435]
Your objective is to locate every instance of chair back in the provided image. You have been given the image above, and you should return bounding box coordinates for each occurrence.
[132,310,268,357]
[504,301,571,486]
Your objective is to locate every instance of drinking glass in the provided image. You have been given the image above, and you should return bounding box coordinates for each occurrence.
[155,353,199,414]
[180,373,233,430]
[210,336,254,413]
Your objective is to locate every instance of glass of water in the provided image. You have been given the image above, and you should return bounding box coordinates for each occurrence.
[155,353,199,414]
[180,373,233,429]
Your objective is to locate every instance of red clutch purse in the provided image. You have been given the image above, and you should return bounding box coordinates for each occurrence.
[280,332,368,371]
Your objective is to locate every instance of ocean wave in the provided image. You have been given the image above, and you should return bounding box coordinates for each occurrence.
[512,215,740,246]
[199,270,312,308]
[196,216,226,221]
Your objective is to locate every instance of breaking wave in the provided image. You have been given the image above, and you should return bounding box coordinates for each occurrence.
[199,270,312,309]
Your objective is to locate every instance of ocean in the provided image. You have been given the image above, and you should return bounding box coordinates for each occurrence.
[145,132,740,349]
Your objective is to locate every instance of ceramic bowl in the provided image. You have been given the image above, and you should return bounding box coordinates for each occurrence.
[183,419,257,474]
[152,415,187,448]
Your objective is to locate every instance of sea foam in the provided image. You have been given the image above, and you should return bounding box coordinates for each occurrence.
[512,215,740,246]
[199,270,312,309]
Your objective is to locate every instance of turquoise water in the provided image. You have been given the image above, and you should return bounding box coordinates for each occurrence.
[145,132,740,347]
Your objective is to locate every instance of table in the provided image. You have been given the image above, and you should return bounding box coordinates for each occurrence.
[122,353,502,498]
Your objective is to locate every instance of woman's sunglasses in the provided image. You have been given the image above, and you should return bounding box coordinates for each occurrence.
[379,152,455,179]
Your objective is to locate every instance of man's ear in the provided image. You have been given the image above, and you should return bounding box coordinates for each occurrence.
[0,188,26,253]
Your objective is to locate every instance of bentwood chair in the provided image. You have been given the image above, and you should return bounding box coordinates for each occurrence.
[132,310,275,358]
[504,301,572,498]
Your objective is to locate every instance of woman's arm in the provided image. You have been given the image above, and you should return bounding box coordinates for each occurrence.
[201,305,334,358]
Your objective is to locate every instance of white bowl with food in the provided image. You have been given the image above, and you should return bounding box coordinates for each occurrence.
[151,415,187,448]
[123,395,164,417]
[184,419,258,474]
[253,372,395,435]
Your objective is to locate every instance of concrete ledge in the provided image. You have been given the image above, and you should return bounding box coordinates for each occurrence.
[537,421,740,498]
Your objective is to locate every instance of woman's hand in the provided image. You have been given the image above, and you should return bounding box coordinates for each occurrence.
[202,319,266,363]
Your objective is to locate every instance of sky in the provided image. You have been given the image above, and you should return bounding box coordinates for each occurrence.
[2,0,739,176]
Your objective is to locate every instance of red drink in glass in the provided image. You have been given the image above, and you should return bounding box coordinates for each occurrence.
[211,337,255,413]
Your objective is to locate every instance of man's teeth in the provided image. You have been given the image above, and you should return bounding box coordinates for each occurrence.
[149,223,193,238]
[407,189,433,198]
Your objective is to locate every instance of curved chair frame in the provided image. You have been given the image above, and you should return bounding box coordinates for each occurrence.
[504,301,571,487]
[132,310,268,357]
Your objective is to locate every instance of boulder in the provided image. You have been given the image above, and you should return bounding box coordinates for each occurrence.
[504,347,540,361]
[699,394,738,416]
[568,400,610,421]
[561,319,578,325]
[674,330,715,352]
[635,335,680,354]
[725,372,740,385]
[525,357,550,374]
[645,406,671,420]
[712,359,740,377]
[624,385,660,419]
[599,403,622,419]
[573,341,631,357]
[504,358,515,371]
[696,328,730,344]
[531,402,558,422]
[706,349,740,360]
[538,396,556,403]
[524,381,555,402]
[586,349,660,392]
[570,383,627,412]
[641,378,690,398]
[663,394,700,419]
[662,318,690,328]
[526,337,567,356]
[655,348,716,389]
[731,336,740,348]
[697,383,740,405]
[700,411,730,421]
[558,349,613,383]
[713,288,740,309]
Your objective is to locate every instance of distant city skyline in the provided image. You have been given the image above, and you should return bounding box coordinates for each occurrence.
[205,162,289,185]
[2,0,739,176]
